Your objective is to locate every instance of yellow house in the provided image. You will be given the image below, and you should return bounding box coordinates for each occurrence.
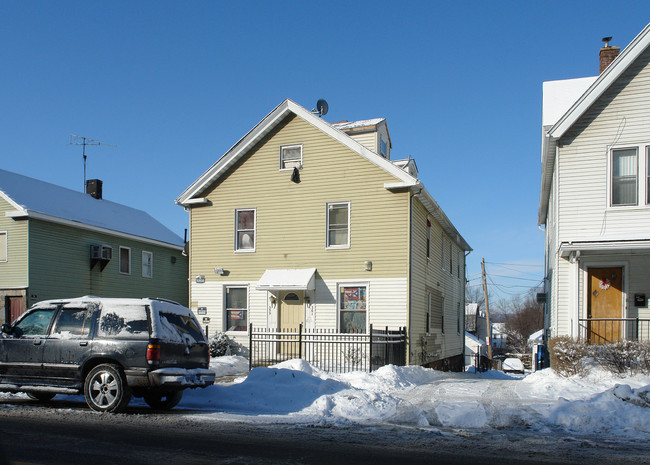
[176,99,471,369]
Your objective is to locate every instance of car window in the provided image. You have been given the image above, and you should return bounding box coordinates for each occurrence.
[51,308,92,338]
[158,312,204,344]
[97,304,150,339]
[13,309,57,337]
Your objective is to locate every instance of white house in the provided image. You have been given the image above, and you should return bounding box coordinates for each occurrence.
[539,25,650,343]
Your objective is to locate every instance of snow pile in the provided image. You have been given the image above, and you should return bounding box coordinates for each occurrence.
[183,357,650,438]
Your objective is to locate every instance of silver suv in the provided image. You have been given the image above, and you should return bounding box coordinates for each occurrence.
[0,297,215,413]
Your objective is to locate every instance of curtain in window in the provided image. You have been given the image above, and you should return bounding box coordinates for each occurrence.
[612,149,637,205]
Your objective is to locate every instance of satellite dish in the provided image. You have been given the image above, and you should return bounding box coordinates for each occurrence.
[316,99,329,117]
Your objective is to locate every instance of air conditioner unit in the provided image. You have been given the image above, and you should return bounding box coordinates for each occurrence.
[101,245,113,261]
[90,245,102,260]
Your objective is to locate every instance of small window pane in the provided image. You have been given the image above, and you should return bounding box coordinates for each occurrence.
[0,232,6,262]
[339,286,366,334]
[226,287,247,332]
[281,146,302,169]
[142,251,153,278]
[236,210,255,251]
[120,247,131,274]
[328,203,349,247]
[612,149,637,205]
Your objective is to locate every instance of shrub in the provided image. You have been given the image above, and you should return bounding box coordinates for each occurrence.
[548,336,588,376]
[548,337,650,377]
[208,332,240,357]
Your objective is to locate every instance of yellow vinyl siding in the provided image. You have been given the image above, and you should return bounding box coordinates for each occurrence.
[409,198,464,364]
[189,114,410,282]
[347,132,378,153]
[0,196,28,287]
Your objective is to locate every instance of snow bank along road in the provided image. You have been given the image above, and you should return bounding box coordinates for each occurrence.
[0,356,649,464]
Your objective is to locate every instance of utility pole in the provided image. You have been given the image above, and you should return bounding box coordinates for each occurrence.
[481,258,492,360]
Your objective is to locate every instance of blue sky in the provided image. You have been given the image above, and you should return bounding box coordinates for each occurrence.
[2,1,650,301]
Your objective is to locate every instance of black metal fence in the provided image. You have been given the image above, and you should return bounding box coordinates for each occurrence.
[249,323,407,373]
[578,317,650,343]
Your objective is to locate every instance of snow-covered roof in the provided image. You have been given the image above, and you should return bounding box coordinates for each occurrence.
[331,118,385,131]
[0,169,183,248]
[528,329,544,343]
[465,331,486,345]
[542,76,597,127]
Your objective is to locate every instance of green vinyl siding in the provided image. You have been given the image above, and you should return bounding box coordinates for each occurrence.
[28,219,188,305]
[189,114,410,283]
[0,196,28,288]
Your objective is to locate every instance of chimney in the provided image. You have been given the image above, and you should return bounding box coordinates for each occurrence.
[86,179,103,199]
[599,36,620,74]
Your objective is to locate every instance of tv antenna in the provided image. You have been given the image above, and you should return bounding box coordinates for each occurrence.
[69,135,116,192]
[311,99,329,117]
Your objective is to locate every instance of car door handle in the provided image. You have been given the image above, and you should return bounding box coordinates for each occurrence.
[79,341,88,346]
[33,339,42,345]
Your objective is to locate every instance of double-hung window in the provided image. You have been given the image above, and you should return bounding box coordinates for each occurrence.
[280,145,302,170]
[142,251,153,278]
[235,209,256,252]
[327,202,350,248]
[0,231,6,262]
[225,286,248,332]
[611,148,638,206]
[119,247,131,274]
[339,285,367,333]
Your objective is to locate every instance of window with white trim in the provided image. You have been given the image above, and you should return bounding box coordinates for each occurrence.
[235,209,256,252]
[0,231,6,262]
[611,147,638,206]
[327,202,350,248]
[119,247,131,274]
[225,286,248,332]
[142,251,153,278]
[280,145,302,170]
[339,285,366,333]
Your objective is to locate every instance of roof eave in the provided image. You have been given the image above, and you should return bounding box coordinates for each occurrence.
[177,100,417,206]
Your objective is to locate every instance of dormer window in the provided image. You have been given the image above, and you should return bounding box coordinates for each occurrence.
[380,139,387,157]
[280,145,302,170]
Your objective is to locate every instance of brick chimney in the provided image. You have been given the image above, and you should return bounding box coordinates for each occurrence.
[599,36,620,74]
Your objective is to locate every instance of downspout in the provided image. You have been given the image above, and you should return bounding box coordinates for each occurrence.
[408,186,423,366]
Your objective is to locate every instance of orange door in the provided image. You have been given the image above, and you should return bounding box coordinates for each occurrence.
[587,267,623,343]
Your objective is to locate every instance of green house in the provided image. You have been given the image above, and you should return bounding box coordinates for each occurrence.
[0,169,188,324]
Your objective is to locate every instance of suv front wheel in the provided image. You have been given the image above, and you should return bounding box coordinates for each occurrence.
[84,364,132,413]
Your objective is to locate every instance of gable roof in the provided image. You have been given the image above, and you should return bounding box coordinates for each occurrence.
[176,99,470,252]
[0,169,183,248]
[539,23,650,225]
[175,99,416,205]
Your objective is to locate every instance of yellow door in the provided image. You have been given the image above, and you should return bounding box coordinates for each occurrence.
[587,267,623,343]
[278,291,304,357]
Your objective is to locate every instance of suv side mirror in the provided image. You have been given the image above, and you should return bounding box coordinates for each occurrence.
[1,323,12,334]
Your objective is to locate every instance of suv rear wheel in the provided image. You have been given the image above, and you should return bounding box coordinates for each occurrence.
[84,364,132,413]
[143,390,183,410]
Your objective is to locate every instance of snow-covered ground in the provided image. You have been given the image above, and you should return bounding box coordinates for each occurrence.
[169,356,650,440]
